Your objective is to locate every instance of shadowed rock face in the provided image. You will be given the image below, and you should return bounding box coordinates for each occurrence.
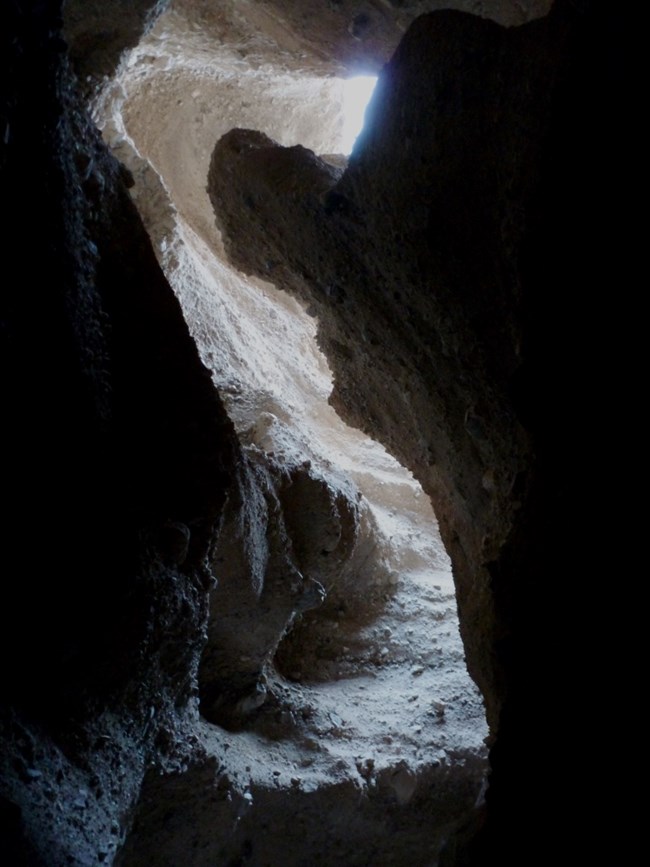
[1,0,630,864]
[207,8,562,734]
[200,0,552,75]
[1,0,239,863]
[199,451,360,730]
[64,0,172,97]
[207,2,629,862]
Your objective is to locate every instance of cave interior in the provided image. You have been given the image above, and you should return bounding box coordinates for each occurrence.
[0,0,630,865]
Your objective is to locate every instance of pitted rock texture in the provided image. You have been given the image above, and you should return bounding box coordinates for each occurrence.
[115,738,486,867]
[207,3,629,863]
[199,450,367,728]
[124,0,552,82]
[1,0,239,863]
[64,0,172,97]
[96,0,492,859]
[206,6,564,730]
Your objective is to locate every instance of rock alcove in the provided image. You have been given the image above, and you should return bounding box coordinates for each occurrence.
[1,1,627,865]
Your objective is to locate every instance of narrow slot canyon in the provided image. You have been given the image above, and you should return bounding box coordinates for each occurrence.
[90,6,488,862]
[0,2,628,866]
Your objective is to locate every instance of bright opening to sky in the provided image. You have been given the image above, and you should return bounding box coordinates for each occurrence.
[340,75,378,154]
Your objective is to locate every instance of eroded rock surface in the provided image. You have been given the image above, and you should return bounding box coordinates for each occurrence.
[206,8,563,733]
[199,450,363,728]
[83,2,492,862]
[1,0,238,863]
[1,0,629,865]
[207,2,629,863]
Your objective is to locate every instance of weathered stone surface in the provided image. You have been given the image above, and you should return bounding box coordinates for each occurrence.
[64,0,172,96]
[158,0,551,78]
[1,0,630,863]
[1,1,239,863]
[199,445,398,729]
[207,8,562,733]
[207,2,629,862]
[115,748,486,867]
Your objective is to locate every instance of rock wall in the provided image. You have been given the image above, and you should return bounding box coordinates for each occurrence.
[0,1,239,863]
[207,8,559,732]
[64,0,172,98]
[206,1,629,862]
[0,0,630,865]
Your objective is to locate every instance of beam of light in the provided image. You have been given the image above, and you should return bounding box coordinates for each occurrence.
[340,75,378,154]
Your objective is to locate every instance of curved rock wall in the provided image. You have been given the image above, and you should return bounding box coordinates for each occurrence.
[1,1,239,863]
[1,0,629,865]
[207,2,629,862]
[206,6,558,730]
